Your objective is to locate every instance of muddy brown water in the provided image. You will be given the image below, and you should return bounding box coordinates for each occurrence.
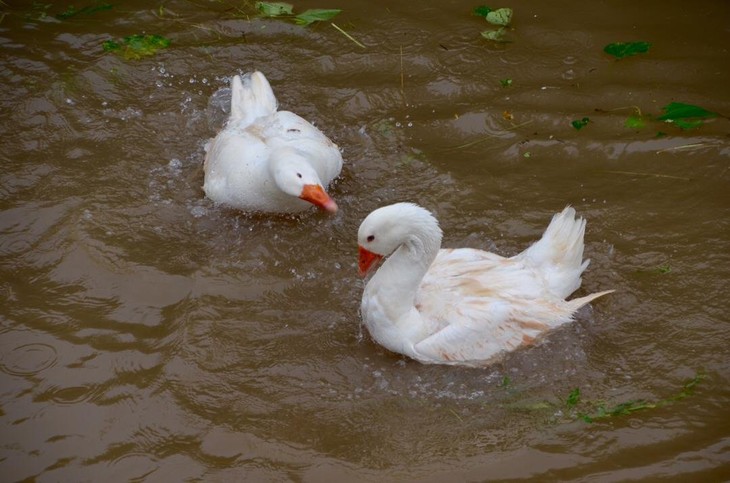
[1,0,729,481]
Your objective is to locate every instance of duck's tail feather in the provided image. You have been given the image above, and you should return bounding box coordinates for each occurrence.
[567,289,614,312]
[518,206,591,298]
[230,71,278,125]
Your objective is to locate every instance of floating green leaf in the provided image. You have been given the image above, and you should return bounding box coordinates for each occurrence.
[103,34,171,60]
[581,400,656,423]
[486,7,512,26]
[579,374,705,423]
[256,1,293,17]
[657,102,718,123]
[655,264,671,274]
[604,41,652,59]
[571,117,590,130]
[624,113,648,129]
[474,5,493,17]
[500,78,513,87]
[481,27,507,42]
[294,8,340,26]
[57,3,113,19]
[566,388,581,408]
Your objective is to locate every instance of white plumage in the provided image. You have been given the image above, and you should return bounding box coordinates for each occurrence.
[204,71,342,213]
[357,203,613,366]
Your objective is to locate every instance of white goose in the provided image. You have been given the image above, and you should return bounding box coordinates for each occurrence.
[203,71,343,213]
[357,203,613,366]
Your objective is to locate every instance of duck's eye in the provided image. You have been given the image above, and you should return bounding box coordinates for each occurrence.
[367,235,375,242]
[296,172,302,179]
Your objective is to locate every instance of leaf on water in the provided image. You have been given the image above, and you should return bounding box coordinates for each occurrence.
[486,7,512,26]
[294,8,341,26]
[474,5,493,17]
[656,102,718,130]
[481,27,507,42]
[655,264,671,274]
[500,78,513,87]
[566,388,581,408]
[580,374,705,424]
[571,117,590,130]
[256,1,294,17]
[624,113,648,129]
[603,41,651,59]
[103,34,171,60]
[57,3,113,19]
[102,40,120,52]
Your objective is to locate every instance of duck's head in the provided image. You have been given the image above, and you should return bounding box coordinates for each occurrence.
[357,203,442,276]
[270,148,337,213]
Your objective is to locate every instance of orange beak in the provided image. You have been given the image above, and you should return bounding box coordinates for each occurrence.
[300,184,337,213]
[358,245,383,277]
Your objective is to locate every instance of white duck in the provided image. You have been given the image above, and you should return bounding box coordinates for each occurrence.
[357,203,613,366]
[203,71,343,213]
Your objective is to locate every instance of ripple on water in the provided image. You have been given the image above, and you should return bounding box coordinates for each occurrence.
[0,342,58,376]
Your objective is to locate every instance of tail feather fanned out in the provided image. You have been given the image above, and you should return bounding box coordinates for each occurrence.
[518,206,591,298]
[230,71,278,125]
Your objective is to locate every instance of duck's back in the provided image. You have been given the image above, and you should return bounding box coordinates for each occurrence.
[411,248,577,364]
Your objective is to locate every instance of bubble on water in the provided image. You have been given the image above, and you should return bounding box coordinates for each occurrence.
[65,98,75,105]
[563,55,577,65]
[190,205,207,218]
[562,69,576,80]
[407,122,413,127]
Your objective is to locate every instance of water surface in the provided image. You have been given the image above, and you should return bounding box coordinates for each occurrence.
[1,0,729,480]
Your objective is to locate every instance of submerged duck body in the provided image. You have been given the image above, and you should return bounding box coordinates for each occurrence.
[204,71,342,213]
[357,203,613,366]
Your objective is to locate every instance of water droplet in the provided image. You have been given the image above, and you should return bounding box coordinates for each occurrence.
[190,205,207,218]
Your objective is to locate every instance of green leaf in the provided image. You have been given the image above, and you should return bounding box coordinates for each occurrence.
[624,113,647,129]
[656,102,718,130]
[571,117,590,130]
[655,264,671,274]
[657,102,718,122]
[256,1,293,17]
[566,388,581,407]
[481,27,507,42]
[500,78,513,87]
[294,8,341,26]
[474,5,493,17]
[57,3,113,19]
[604,41,651,59]
[486,7,512,26]
[103,34,171,60]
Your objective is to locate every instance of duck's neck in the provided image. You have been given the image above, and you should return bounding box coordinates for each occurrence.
[368,229,441,320]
